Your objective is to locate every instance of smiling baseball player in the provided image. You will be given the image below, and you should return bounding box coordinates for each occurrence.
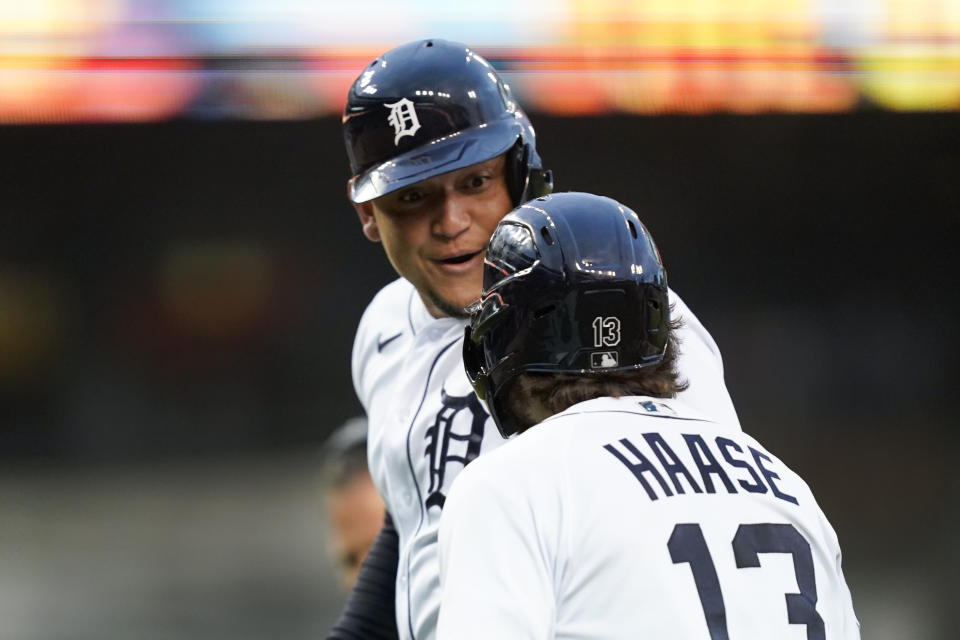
[329,40,742,640]
[438,192,859,639]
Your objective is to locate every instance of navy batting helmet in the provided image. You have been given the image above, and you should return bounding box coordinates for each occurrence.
[463,192,670,437]
[343,38,552,205]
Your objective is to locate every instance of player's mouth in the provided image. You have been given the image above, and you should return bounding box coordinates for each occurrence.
[431,250,484,274]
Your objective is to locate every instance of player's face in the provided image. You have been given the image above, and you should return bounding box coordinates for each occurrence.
[326,471,385,592]
[354,155,513,318]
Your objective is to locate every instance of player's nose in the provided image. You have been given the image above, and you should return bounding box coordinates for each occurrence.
[432,192,471,240]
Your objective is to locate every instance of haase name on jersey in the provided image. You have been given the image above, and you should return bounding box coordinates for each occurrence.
[604,433,799,505]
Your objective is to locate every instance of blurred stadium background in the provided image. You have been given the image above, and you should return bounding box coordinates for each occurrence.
[1,1,958,638]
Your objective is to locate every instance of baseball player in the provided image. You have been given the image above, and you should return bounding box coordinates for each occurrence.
[330,39,742,640]
[438,192,860,639]
[319,416,385,592]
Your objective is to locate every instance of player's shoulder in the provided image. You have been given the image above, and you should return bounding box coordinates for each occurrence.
[444,444,514,517]
[451,420,567,500]
[354,278,418,358]
[357,277,416,333]
[351,278,421,406]
[440,432,556,552]
[454,405,605,495]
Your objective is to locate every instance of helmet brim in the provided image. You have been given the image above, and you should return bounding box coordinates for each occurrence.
[349,119,522,204]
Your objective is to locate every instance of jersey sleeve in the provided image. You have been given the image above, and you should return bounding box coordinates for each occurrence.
[668,288,742,428]
[436,460,557,640]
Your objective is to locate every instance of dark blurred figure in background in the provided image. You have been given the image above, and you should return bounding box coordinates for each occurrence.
[320,416,385,592]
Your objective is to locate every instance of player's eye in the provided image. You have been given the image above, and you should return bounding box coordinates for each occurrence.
[398,189,426,204]
[462,174,490,191]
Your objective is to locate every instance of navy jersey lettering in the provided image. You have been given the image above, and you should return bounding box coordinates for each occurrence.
[683,434,737,495]
[749,447,799,506]
[643,432,703,495]
[715,436,767,494]
[604,438,673,500]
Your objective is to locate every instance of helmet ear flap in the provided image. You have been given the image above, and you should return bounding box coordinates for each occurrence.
[462,325,490,400]
[505,139,528,206]
[506,139,554,206]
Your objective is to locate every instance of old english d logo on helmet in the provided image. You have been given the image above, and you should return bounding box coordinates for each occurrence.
[385,98,421,145]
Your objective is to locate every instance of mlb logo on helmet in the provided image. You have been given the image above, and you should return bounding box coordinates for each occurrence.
[591,351,619,368]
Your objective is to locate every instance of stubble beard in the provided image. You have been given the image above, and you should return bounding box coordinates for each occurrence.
[421,262,484,320]
[426,289,472,320]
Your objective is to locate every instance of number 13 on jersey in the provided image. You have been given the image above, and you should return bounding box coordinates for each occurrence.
[669,522,826,640]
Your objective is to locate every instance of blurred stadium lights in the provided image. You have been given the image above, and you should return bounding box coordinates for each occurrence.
[0,0,958,123]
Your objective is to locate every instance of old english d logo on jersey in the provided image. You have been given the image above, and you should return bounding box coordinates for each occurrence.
[424,388,488,510]
[385,98,421,145]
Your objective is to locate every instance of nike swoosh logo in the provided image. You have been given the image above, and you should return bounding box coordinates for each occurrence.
[377,332,403,352]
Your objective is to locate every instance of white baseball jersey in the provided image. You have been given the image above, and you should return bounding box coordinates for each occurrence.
[352,277,741,640]
[437,396,860,640]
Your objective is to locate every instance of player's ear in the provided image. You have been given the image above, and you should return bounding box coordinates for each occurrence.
[348,179,381,242]
[354,200,381,243]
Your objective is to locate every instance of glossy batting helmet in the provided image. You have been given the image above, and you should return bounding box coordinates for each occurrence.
[463,192,670,437]
[343,38,553,205]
